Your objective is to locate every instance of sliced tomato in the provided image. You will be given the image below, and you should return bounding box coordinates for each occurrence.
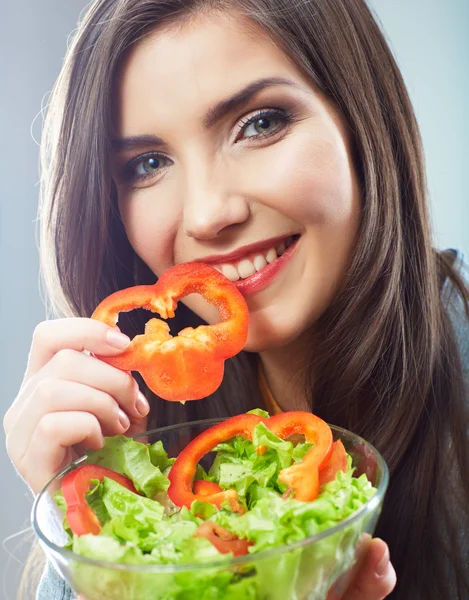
[62,464,138,536]
[318,439,348,487]
[193,521,252,556]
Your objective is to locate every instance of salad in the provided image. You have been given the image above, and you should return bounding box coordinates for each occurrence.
[53,409,378,600]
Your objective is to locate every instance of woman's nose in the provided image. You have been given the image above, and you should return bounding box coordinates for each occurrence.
[183,177,251,240]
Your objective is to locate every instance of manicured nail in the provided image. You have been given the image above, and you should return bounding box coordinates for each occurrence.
[136,392,150,417]
[106,329,131,349]
[118,409,130,431]
[376,546,390,577]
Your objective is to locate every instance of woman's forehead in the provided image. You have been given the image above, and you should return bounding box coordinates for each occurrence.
[114,13,305,133]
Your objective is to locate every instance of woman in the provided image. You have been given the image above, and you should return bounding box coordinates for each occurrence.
[5,0,469,598]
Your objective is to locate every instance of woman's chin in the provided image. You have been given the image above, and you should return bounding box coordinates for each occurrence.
[243,326,301,354]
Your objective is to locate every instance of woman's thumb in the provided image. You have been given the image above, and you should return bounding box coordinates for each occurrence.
[343,538,396,600]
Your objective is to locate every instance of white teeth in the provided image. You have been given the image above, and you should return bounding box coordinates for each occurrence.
[276,242,286,255]
[213,237,298,282]
[266,248,277,264]
[221,263,240,282]
[238,259,257,279]
[253,254,267,271]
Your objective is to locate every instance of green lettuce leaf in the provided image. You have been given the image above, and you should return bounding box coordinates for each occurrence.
[246,408,270,418]
[86,435,169,497]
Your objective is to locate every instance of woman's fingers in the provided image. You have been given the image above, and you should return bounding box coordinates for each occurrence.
[343,538,396,600]
[19,411,105,494]
[6,379,130,464]
[126,396,150,439]
[6,348,149,432]
[41,349,148,420]
[3,317,153,495]
[24,318,131,380]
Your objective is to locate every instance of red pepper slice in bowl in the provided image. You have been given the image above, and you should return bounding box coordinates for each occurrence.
[168,413,266,511]
[168,411,336,511]
[318,439,348,487]
[193,480,223,496]
[62,465,138,536]
[91,262,249,402]
[266,411,333,501]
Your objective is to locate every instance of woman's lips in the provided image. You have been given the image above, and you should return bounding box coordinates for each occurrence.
[234,236,300,295]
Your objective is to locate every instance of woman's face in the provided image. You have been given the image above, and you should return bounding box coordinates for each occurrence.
[112,13,360,352]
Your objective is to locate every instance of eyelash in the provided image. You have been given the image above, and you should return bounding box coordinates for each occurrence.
[235,108,294,141]
[120,107,294,185]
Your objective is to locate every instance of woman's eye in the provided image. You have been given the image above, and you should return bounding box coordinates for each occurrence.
[123,153,172,183]
[237,109,293,142]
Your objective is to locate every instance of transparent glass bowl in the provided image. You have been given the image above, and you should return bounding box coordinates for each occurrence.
[32,419,389,600]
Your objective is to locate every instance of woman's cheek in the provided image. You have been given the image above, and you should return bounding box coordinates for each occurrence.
[118,187,179,274]
[239,132,358,226]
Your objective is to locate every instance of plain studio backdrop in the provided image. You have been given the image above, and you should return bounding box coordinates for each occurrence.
[0,1,468,597]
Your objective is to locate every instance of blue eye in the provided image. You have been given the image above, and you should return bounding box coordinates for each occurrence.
[123,153,172,182]
[137,156,163,174]
[237,109,293,141]
[243,116,278,137]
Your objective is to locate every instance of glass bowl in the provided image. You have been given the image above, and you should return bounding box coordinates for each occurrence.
[32,418,389,600]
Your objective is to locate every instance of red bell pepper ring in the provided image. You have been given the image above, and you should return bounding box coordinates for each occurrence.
[62,465,138,536]
[266,412,333,501]
[168,411,336,511]
[193,521,253,556]
[91,262,249,401]
[167,413,265,512]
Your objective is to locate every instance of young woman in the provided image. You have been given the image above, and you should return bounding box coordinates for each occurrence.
[5,0,469,599]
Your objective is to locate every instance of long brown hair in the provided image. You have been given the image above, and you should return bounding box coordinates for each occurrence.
[36,0,469,598]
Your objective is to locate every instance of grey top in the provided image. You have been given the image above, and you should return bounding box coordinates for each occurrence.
[36,250,469,600]
[442,250,469,383]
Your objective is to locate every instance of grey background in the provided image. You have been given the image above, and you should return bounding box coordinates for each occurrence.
[1,1,468,597]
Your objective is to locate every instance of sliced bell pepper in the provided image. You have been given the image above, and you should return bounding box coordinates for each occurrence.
[193,480,223,496]
[62,464,138,536]
[91,262,249,401]
[168,411,335,510]
[193,521,252,556]
[318,439,348,487]
[167,413,265,511]
[266,412,333,501]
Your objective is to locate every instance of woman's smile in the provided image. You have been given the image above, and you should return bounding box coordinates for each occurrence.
[194,234,301,295]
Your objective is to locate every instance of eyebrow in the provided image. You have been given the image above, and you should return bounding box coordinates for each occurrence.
[202,76,300,128]
[111,134,166,153]
[111,76,299,152]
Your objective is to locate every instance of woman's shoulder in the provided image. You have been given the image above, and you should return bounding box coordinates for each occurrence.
[441,248,469,383]
[36,561,75,600]
[442,248,469,297]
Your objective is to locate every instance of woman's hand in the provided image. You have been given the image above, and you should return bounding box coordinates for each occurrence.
[3,318,150,495]
[336,537,396,599]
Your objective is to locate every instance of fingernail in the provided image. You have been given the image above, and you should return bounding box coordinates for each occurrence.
[106,329,131,349]
[118,409,130,431]
[376,547,390,577]
[136,392,150,417]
